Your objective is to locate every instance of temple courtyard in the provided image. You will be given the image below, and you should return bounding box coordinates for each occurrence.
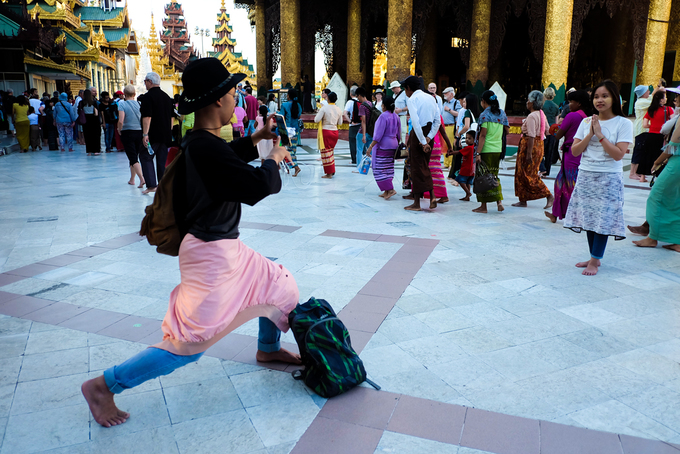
[0,140,679,454]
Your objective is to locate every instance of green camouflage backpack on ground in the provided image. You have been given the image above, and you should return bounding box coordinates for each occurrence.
[288,297,380,398]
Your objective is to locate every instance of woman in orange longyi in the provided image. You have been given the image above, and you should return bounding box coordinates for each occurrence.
[513,90,554,209]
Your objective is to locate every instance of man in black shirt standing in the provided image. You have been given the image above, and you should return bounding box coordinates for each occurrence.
[140,72,174,194]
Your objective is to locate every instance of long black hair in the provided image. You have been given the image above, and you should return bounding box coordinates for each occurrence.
[465,93,480,118]
[288,88,300,119]
[382,95,395,113]
[481,90,500,115]
[591,80,623,117]
[567,89,592,116]
[647,90,666,118]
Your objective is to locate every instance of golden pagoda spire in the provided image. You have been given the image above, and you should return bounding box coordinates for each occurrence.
[221,0,226,9]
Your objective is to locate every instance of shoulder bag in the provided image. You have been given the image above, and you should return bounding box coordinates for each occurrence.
[473,159,499,194]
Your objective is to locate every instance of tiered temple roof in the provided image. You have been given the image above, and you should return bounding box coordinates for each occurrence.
[147,13,176,81]
[159,0,196,72]
[207,0,255,84]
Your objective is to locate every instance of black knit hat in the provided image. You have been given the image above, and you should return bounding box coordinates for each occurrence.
[178,58,246,115]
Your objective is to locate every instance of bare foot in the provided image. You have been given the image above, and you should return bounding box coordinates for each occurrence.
[629,173,640,180]
[582,260,600,276]
[633,237,658,248]
[404,204,422,211]
[256,348,302,364]
[127,180,135,185]
[460,196,470,201]
[627,224,649,236]
[511,201,527,207]
[402,194,414,200]
[429,199,437,209]
[497,203,505,212]
[576,259,600,268]
[544,195,554,209]
[321,174,332,179]
[82,376,129,428]
[138,181,145,189]
[451,180,460,187]
[293,167,301,177]
[384,189,397,200]
[639,176,647,183]
[142,187,157,194]
[663,244,680,252]
[544,211,557,223]
[472,205,487,213]
[379,192,386,198]
[437,197,449,203]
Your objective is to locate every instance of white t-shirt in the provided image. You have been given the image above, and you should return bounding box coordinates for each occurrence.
[344,98,360,125]
[574,115,633,173]
[28,113,39,125]
[29,98,43,115]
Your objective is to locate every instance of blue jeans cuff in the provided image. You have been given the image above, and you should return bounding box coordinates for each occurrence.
[103,366,126,394]
[257,339,281,353]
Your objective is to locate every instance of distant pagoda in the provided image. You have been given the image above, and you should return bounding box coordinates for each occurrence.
[208,0,255,84]
[147,13,175,80]
[160,0,196,72]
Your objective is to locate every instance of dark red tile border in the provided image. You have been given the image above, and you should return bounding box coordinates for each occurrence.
[5,263,60,278]
[460,408,540,454]
[317,386,400,430]
[387,395,466,445]
[0,273,26,286]
[0,295,53,317]
[540,421,623,454]
[290,416,384,454]
[620,434,680,453]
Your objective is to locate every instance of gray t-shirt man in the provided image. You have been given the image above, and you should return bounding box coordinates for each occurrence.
[118,99,142,131]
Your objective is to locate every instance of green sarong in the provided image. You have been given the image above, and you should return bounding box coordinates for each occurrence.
[476,152,503,203]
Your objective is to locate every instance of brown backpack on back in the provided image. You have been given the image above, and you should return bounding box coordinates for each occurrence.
[139,150,184,256]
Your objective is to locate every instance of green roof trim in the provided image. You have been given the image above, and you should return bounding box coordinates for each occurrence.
[64,32,89,52]
[0,14,21,38]
[27,2,57,13]
[76,6,121,21]
[102,28,129,42]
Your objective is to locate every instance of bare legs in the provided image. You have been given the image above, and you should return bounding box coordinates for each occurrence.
[128,163,145,188]
[473,201,504,213]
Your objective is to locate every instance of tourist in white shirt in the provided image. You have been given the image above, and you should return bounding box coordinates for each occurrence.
[342,86,362,164]
[427,83,443,112]
[391,80,408,143]
[402,76,441,211]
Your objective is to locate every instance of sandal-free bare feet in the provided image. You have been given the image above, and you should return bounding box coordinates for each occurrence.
[321,174,332,179]
[544,195,554,209]
[384,190,397,200]
[472,205,487,213]
[627,224,649,236]
[82,376,129,428]
[379,192,386,198]
[663,244,680,252]
[511,201,527,207]
[402,194,414,200]
[138,180,145,188]
[404,204,421,211]
[256,348,302,364]
[460,196,470,201]
[429,199,437,209]
[437,197,449,203]
[293,167,301,177]
[497,203,505,212]
[633,237,657,248]
[544,211,557,223]
[582,262,599,276]
[576,259,600,268]
[142,187,157,194]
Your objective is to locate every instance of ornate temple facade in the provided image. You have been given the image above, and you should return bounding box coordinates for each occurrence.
[207,0,256,84]
[243,0,678,110]
[160,0,196,72]
[0,0,138,96]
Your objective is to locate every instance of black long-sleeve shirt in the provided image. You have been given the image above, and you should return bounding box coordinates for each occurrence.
[173,130,281,242]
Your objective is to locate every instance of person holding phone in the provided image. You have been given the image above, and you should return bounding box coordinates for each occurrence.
[82,58,300,428]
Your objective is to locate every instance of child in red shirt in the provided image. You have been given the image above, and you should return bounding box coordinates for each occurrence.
[450,130,476,201]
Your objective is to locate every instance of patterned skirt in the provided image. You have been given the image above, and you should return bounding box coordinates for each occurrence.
[424,135,447,199]
[321,129,338,175]
[564,170,625,239]
[373,148,396,191]
[515,136,551,201]
[551,164,579,220]
[286,131,300,167]
[476,153,503,203]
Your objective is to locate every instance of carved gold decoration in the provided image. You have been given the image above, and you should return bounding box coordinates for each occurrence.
[81,6,127,28]
[255,0,269,89]
[387,0,413,82]
[347,0,363,85]
[280,0,300,87]
[29,2,81,28]
[541,0,573,90]
[468,0,491,84]
[640,0,672,84]
[24,54,90,79]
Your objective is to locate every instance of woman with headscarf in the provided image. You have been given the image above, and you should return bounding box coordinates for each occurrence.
[367,95,400,199]
[279,88,303,177]
[79,89,101,155]
[473,90,509,213]
[513,90,553,208]
[314,92,343,178]
[54,92,76,152]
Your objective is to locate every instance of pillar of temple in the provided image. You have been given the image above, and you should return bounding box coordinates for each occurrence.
[541,0,573,104]
[347,0,363,86]
[416,15,437,87]
[467,0,492,93]
[255,0,270,90]
[280,0,301,88]
[639,0,672,85]
[386,0,413,82]
[666,0,680,83]
[610,13,634,88]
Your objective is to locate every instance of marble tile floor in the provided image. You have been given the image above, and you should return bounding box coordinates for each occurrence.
[0,142,679,453]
